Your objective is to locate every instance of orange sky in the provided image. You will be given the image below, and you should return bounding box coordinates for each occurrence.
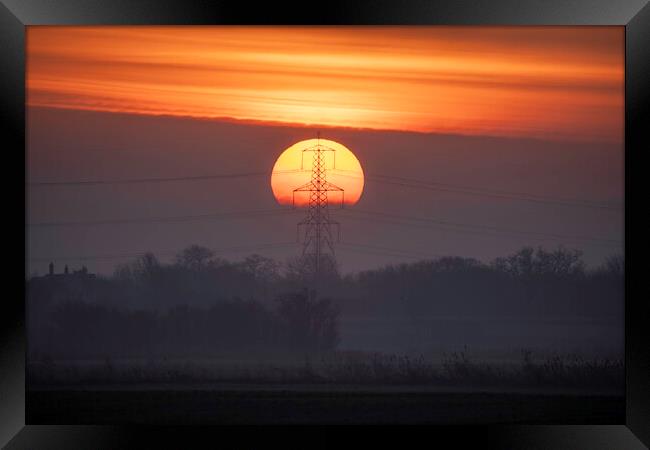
[26,26,624,142]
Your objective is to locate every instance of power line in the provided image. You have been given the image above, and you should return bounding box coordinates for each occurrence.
[338,209,622,245]
[368,172,619,208]
[338,242,446,260]
[27,168,621,212]
[28,241,452,264]
[26,204,621,247]
[28,241,300,263]
[27,208,301,228]
[336,168,585,204]
[27,169,304,187]
[334,212,621,248]
[332,174,621,212]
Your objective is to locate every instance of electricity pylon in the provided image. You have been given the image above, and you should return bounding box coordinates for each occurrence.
[292,134,344,283]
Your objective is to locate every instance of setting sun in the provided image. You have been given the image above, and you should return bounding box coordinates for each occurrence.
[271,138,364,207]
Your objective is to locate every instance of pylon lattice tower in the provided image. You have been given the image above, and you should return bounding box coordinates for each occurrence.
[293,134,344,281]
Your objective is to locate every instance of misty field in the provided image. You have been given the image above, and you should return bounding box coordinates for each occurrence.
[27,348,624,424]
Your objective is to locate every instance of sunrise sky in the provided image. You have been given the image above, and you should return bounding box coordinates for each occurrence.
[26,26,624,275]
[27,26,623,143]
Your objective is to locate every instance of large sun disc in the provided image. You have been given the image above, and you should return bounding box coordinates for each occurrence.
[271,138,364,208]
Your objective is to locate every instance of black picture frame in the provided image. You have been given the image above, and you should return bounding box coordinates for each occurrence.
[2,0,648,448]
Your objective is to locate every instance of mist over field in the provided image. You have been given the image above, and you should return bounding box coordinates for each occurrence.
[27,105,624,383]
[27,244,623,389]
[26,108,625,424]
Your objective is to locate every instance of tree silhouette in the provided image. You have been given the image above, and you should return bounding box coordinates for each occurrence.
[175,245,215,271]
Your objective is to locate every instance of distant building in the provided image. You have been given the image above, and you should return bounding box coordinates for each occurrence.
[44,262,96,280]
[31,262,99,306]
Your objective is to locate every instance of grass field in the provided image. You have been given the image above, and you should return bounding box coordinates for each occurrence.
[27,386,623,424]
[27,350,623,424]
[28,349,624,389]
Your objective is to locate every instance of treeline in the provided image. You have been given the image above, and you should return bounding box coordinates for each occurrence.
[28,291,339,360]
[30,245,623,316]
[27,245,623,359]
[341,247,623,318]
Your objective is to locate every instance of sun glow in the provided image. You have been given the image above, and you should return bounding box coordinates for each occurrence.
[27,26,623,143]
[271,139,364,208]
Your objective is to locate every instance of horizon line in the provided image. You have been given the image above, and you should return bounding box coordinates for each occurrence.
[26,103,622,146]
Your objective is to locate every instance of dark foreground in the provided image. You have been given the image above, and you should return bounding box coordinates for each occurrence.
[27,386,624,424]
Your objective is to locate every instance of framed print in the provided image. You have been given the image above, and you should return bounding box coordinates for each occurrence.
[2,0,649,448]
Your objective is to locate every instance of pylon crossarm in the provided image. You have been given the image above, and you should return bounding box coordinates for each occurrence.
[301,145,338,169]
[320,181,344,191]
[302,144,337,153]
[293,181,315,192]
